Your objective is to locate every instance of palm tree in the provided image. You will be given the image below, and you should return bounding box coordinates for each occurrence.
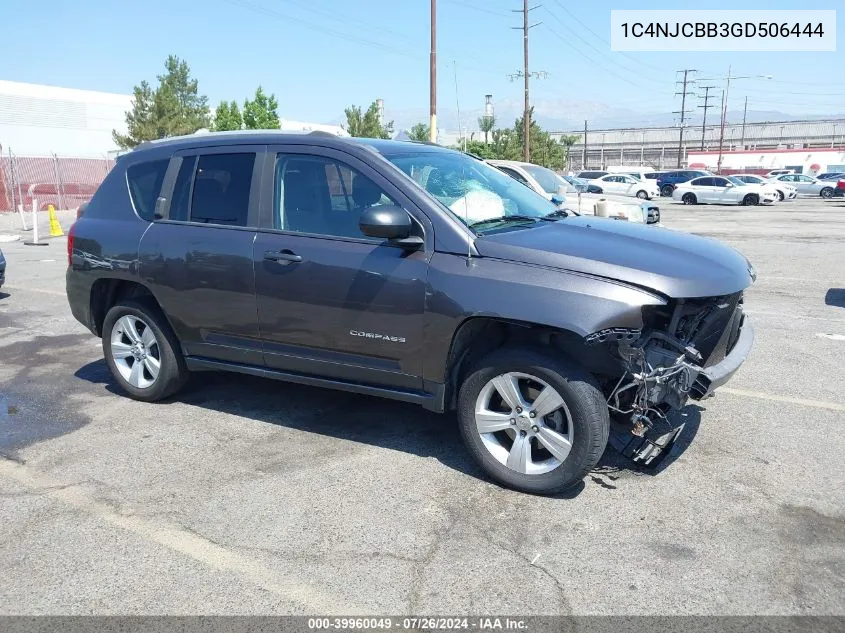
[478,115,495,144]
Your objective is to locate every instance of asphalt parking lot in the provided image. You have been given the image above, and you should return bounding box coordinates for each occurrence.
[0,197,843,616]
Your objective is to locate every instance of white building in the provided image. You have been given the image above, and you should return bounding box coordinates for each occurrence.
[686,148,845,175]
[0,80,131,157]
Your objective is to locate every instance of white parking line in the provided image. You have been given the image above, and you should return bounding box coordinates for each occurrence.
[817,333,845,341]
[719,387,845,412]
[0,458,362,614]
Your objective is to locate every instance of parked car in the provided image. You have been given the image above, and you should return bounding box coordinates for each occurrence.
[619,170,658,182]
[816,172,845,181]
[656,170,711,197]
[66,131,755,495]
[731,173,797,201]
[576,170,608,180]
[588,173,660,200]
[831,179,845,198]
[672,175,778,206]
[764,169,796,178]
[771,174,838,198]
[0,248,5,288]
[490,161,659,224]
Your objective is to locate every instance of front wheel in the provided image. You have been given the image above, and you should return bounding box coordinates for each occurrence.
[102,300,188,402]
[821,187,834,199]
[635,190,648,199]
[777,190,785,201]
[457,348,609,495]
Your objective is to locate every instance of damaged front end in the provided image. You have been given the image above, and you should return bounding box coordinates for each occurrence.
[591,292,755,466]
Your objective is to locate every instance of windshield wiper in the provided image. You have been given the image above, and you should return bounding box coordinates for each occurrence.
[468,214,540,228]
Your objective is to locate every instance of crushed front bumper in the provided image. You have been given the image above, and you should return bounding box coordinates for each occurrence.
[690,317,755,400]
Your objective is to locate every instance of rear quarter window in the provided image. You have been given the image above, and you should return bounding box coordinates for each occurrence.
[126,159,169,221]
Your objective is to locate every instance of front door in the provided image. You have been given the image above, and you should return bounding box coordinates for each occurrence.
[252,146,430,390]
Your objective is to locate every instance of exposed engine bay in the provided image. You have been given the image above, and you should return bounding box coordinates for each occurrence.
[597,292,748,466]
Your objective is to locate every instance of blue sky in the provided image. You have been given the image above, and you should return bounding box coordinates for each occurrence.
[4,0,843,128]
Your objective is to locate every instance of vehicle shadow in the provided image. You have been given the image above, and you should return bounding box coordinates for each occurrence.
[592,405,703,483]
[73,360,699,497]
[0,292,10,300]
[825,288,845,308]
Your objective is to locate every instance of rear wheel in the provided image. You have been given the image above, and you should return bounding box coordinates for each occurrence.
[661,185,674,197]
[635,190,648,199]
[102,300,188,402]
[457,348,609,495]
[681,193,697,205]
[742,193,759,206]
[821,187,834,199]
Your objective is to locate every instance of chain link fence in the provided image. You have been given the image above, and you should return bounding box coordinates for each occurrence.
[0,151,115,212]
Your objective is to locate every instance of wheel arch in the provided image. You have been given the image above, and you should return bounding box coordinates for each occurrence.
[90,278,167,337]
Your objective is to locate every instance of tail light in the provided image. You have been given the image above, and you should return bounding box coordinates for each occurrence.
[67,222,76,267]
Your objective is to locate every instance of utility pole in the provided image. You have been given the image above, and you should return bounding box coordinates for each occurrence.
[716,65,733,174]
[673,69,696,168]
[429,0,437,143]
[511,2,542,162]
[697,85,715,150]
[739,96,748,149]
[582,120,587,169]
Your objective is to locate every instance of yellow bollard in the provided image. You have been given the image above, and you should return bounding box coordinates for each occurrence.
[48,204,64,237]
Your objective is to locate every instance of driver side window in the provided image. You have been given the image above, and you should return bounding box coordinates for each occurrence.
[275,154,397,239]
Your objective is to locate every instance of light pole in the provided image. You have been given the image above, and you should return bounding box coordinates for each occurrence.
[699,69,772,173]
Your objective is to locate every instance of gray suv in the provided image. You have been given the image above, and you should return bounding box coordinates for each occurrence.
[66,132,755,495]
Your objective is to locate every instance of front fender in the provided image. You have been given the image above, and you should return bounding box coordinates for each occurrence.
[423,253,667,382]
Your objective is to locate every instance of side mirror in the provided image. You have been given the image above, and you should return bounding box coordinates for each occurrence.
[359,205,411,239]
[550,194,565,206]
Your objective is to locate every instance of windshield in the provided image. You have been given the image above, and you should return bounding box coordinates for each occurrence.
[522,164,563,195]
[383,149,558,229]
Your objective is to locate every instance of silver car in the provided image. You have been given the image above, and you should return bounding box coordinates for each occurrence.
[772,174,838,198]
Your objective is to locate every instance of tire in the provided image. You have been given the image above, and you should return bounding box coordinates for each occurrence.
[635,190,648,199]
[102,299,188,402]
[742,194,759,206]
[456,347,609,495]
[821,187,834,199]
[777,190,784,202]
[661,185,674,197]
[681,193,697,205]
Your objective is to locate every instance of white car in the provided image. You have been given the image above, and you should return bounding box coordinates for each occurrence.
[672,175,778,206]
[589,173,660,200]
[732,173,797,201]
[770,173,839,198]
[488,160,659,224]
[765,169,795,178]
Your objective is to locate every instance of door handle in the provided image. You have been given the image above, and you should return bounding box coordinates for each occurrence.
[263,249,302,264]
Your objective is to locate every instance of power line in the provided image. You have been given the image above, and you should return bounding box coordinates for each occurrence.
[673,69,696,168]
[548,0,664,73]
[697,85,716,150]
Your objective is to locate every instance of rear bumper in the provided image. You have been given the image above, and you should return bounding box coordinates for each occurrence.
[690,317,755,399]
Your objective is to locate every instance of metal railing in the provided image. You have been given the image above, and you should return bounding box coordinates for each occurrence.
[0,150,115,212]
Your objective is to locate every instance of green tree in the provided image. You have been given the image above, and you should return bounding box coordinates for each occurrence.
[512,108,569,169]
[477,114,496,144]
[113,55,211,149]
[409,122,430,141]
[243,86,280,130]
[213,100,242,131]
[343,102,394,139]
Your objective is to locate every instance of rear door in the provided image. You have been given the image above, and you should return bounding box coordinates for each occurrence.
[691,177,713,202]
[252,144,431,390]
[139,145,264,365]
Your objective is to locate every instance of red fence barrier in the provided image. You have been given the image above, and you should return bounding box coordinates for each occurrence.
[0,154,115,212]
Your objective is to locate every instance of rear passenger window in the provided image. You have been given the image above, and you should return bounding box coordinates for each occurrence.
[126,160,168,221]
[187,153,255,226]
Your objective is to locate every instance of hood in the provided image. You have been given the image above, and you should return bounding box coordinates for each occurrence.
[474,217,754,298]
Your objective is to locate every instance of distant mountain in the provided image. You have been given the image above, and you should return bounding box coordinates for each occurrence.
[329,99,845,136]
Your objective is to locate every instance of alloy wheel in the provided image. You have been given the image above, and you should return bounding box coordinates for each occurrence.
[474,372,574,475]
[110,315,161,389]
